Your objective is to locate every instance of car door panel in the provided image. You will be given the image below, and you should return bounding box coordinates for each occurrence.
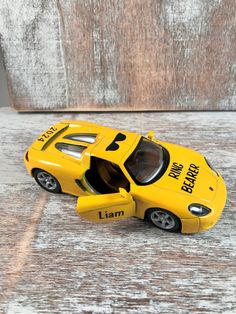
[76,188,136,222]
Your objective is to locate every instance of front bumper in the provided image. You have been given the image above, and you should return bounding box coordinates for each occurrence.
[198,174,227,232]
[181,174,227,233]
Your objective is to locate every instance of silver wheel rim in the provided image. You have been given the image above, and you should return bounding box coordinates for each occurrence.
[150,210,176,230]
[37,171,57,191]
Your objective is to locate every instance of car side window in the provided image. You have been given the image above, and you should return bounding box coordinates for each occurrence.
[55,142,86,159]
[63,133,97,144]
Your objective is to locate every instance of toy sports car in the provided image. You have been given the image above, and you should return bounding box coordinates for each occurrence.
[24,120,227,233]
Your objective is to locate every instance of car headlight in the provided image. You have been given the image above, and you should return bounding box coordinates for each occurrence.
[188,204,211,217]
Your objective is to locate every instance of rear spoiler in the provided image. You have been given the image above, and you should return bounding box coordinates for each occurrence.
[31,122,69,150]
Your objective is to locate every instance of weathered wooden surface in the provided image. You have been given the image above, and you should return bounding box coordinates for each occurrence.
[0,1,235,111]
[0,107,235,313]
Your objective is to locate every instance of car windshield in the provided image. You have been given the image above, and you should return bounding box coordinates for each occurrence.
[124,137,168,185]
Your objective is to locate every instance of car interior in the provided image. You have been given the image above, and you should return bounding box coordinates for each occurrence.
[85,157,130,194]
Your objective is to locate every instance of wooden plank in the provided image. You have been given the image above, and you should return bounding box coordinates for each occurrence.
[0,107,236,313]
[0,1,235,111]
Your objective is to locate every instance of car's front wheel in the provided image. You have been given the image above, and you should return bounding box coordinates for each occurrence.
[146,208,181,232]
[34,169,61,193]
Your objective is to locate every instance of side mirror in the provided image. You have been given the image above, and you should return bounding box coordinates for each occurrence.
[147,130,155,140]
[119,187,129,198]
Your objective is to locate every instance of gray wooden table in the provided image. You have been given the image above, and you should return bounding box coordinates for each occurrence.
[0,107,235,314]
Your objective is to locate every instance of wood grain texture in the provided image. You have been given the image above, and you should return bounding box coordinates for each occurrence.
[0,0,235,111]
[0,107,236,313]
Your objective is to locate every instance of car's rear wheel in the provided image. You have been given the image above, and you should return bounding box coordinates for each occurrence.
[34,169,61,193]
[146,208,181,232]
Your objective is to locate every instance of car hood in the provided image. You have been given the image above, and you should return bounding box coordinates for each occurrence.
[153,141,218,203]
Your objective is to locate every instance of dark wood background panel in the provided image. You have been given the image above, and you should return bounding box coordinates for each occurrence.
[0,0,235,111]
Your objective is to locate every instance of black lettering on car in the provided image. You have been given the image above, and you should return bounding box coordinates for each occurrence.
[186,171,197,179]
[168,162,183,180]
[181,164,199,194]
[37,127,58,142]
[99,210,124,219]
[181,185,192,193]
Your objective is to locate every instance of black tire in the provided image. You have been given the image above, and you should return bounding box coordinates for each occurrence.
[146,208,181,232]
[34,169,61,193]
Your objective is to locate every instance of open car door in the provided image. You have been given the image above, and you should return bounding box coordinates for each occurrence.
[76,188,136,222]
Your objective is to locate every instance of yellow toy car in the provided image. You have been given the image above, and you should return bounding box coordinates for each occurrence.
[24,120,227,233]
